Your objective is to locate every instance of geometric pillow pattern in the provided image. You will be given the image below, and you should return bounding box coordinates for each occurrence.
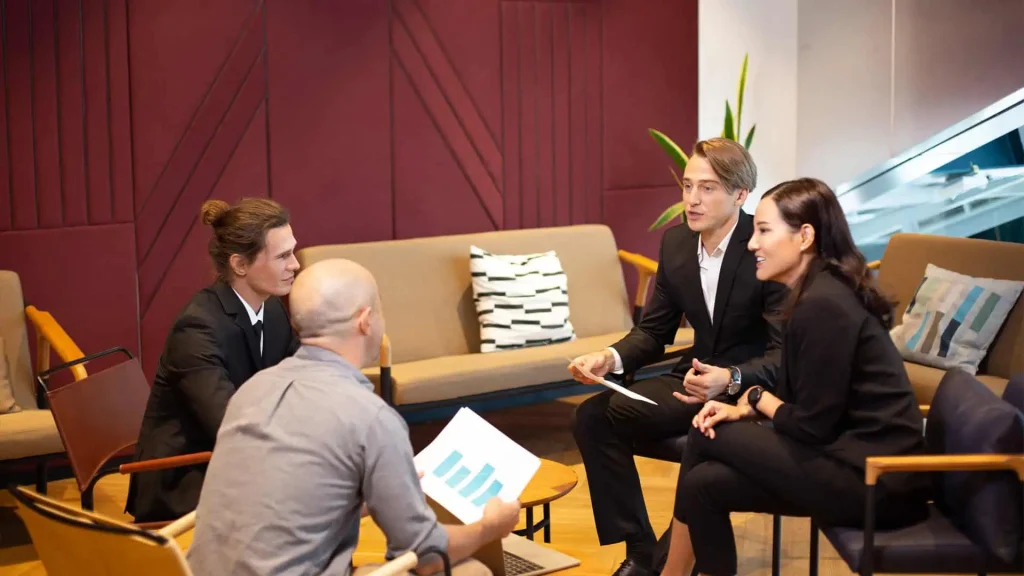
[469,245,576,353]
[890,263,1024,375]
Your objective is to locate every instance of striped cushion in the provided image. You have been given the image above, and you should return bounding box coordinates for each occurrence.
[469,246,577,353]
[891,263,1024,374]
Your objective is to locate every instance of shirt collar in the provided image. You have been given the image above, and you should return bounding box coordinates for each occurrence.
[294,345,375,392]
[232,288,264,325]
[698,215,740,259]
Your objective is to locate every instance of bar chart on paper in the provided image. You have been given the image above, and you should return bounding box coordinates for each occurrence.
[415,408,540,523]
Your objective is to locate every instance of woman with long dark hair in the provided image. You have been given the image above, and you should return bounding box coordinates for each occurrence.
[660,178,930,576]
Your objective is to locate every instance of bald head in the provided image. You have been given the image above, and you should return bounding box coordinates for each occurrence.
[290,259,380,340]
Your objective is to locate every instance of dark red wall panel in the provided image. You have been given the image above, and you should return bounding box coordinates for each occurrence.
[267,0,392,247]
[2,0,697,380]
[0,224,140,361]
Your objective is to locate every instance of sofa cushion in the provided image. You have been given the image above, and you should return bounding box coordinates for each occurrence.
[926,369,1024,564]
[469,246,576,352]
[0,409,64,460]
[295,225,633,365]
[877,234,1024,380]
[891,264,1023,376]
[0,336,21,413]
[902,361,1008,405]
[366,328,694,405]
[0,271,36,410]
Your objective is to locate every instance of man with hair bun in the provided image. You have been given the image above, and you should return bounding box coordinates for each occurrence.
[127,197,301,523]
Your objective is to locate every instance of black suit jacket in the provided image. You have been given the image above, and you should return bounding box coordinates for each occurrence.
[772,264,928,488]
[126,281,300,522]
[612,212,786,393]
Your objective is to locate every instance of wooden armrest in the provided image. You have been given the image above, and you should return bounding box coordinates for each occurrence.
[364,551,420,576]
[865,454,1024,485]
[157,510,196,538]
[380,333,392,369]
[25,305,87,381]
[919,404,929,416]
[867,260,881,271]
[119,451,212,475]
[618,250,659,310]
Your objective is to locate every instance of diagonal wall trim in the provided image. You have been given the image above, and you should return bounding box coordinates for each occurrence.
[138,51,267,317]
[134,5,265,262]
[392,14,503,228]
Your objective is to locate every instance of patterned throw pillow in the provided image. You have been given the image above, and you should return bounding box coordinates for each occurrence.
[890,263,1024,374]
[469,246,576,353]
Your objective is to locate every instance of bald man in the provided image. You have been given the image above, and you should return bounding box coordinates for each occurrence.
[186,259,519,576]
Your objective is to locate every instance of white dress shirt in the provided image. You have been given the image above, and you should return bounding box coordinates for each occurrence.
[233,288,265,355]
[608,218,739,373]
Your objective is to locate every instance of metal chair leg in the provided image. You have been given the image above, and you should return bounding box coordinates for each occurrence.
[772,514,782,576]
[809,519,819,576]
[35,461,47,494]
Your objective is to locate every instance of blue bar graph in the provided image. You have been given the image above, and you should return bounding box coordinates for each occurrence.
[471,479,504,506]
[433,451,463,477]
[446,466,472,488]
[458,464,495,497]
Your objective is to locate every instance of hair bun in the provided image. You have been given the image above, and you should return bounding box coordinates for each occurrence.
[200,199,231,226]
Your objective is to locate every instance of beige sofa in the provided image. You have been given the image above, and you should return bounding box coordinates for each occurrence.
[872,233,1024,404]
[0,270,88,489]
[296,225,692,415]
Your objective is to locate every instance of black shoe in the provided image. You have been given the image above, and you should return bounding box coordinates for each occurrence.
[612,557,652,576]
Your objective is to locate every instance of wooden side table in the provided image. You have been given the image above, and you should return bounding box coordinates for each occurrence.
[513,458,578,543]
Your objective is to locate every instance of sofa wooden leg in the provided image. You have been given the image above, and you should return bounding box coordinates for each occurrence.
[35,461,48,495]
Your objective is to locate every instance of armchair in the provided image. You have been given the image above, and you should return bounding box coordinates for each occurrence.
[36,348,211,525]
[821,370,1024,576]
[0,270,88,493]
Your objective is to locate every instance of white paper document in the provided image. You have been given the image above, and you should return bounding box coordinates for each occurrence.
[414,408,541,524]
[568,358,659,405]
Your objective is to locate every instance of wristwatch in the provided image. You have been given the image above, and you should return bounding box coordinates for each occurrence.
[726,366,742,396]
[748,385,764,414]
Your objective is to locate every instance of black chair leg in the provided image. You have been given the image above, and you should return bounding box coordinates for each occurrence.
[35,461,47,495]
[771,514,782,576]
[809,519,819,576]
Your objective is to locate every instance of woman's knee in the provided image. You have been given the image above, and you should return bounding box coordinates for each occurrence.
[674,461,728,521]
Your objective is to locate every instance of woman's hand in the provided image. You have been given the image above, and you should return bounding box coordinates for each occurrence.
[688,399,755,439]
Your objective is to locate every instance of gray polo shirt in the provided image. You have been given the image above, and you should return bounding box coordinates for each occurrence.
[186,345,448,575]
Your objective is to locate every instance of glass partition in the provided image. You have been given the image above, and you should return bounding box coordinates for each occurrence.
[836,87,1024,262]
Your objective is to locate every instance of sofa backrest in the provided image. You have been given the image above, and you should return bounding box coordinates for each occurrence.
[877,233,1024,379]
[295,225,633,364]
[0,271,37,409]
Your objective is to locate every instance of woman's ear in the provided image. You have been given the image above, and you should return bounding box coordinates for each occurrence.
[229,253,248,278]
[799,224,816,252]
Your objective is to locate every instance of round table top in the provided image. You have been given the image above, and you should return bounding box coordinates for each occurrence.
[519,458,578,508]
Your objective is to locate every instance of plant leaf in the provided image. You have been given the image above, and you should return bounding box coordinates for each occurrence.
[723,101,735,141]
[669,166,685,191]
[648,128,689,172]
[744,124,756,150]
[735,53,748,140]
[649,201,686,231]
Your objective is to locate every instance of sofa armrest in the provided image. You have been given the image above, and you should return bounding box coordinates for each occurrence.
[118,451,212,475]
[867,260,881,271]
[25,305,87,381]
[618,250,659,325]
[379,334,394,405]
[865,453,1024,485]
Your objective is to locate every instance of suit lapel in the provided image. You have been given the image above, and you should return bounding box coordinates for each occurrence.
[682,230,713,333]
[710,213,753,344]
[213,281,265,372]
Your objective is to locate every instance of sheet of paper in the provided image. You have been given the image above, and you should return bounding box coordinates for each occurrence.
[414,407,541,524]
[568,358,659,405]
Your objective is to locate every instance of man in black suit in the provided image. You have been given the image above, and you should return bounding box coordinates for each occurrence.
[569,138,786,576]
[126,198,302,523]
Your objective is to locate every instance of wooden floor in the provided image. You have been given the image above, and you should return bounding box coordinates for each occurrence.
[0,394,872,575]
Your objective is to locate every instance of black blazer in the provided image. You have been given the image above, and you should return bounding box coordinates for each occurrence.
[613,212,787,392]
[772,264,928,484]
[126,281,300,522]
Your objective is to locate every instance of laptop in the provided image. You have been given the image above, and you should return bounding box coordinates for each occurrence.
[428,498,581,576]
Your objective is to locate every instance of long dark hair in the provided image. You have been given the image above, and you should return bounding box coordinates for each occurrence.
[763,178,895,328]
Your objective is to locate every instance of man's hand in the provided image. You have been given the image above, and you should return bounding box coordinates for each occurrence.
[678,358,732,403]
[683,399,755,439]
[568,350,615,384]
[481,498,521,540]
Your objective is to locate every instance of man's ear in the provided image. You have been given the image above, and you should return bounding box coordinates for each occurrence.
[356,307,372,335]
[735,188,749,206]
[229,253,248,278]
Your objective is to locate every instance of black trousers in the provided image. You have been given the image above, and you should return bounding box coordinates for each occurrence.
[573,373,701,546]
[675,421,929,576]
